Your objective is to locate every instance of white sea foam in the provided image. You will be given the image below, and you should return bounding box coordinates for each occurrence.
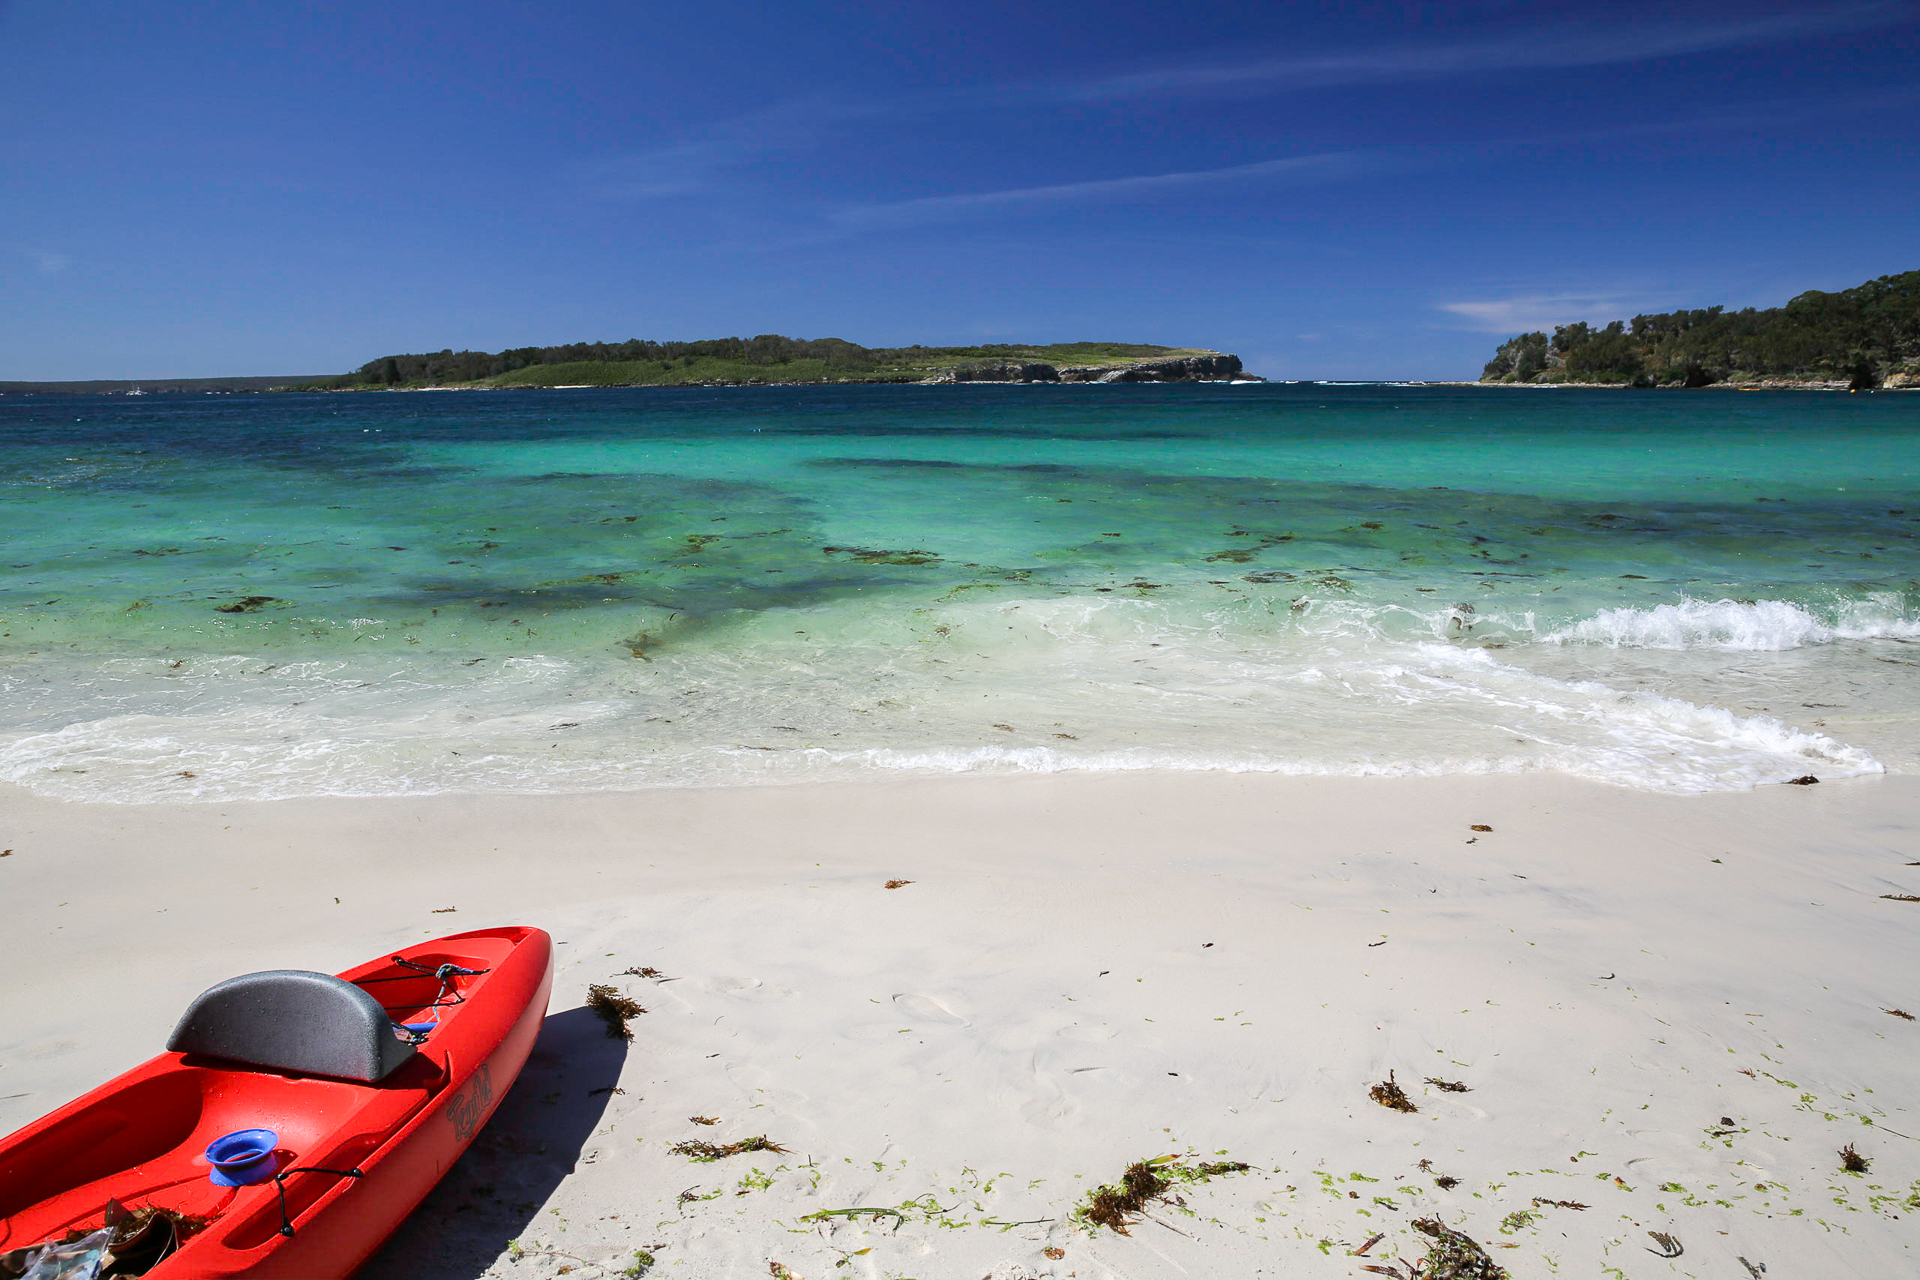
[0,589,1892,803]
[1278,593,1920,652]
[1543,596,1920,650]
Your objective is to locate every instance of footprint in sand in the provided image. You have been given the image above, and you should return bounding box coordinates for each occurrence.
[703,975,795,1002]
[1019,1062,1081,1129]
[893,993,969,1026]
[1625,1133,1727,1179]
[1055,1023,1116,1042]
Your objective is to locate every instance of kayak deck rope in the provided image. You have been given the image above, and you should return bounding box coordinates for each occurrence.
[275,962,492,1230]
[359,957,491,1044]
[272,1165,364,1237]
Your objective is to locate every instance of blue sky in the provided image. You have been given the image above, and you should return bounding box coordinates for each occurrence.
[2,0,1916,380]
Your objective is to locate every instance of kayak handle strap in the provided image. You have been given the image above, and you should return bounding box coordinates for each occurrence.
[366,957,489,981]
[273,1165,365,1237]
[360,958,494,1018]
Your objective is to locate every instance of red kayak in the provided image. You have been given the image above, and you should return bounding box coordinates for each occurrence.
[0,926,552,1278]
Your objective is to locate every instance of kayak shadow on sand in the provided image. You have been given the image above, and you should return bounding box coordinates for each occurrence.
[359,1005,629,1280]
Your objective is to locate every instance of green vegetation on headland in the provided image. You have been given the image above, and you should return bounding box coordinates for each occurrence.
[301,335,1249,390]
[1481,269,1920,388]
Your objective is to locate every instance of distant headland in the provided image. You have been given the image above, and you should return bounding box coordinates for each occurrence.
[1480,268,1919,390]
[0,340,1257,395]
[296,338,1255,391]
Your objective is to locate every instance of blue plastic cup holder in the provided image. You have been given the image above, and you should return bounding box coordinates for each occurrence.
[206,1128,279,1186]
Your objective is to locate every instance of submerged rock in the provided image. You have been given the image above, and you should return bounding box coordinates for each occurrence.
[821,546,940,566]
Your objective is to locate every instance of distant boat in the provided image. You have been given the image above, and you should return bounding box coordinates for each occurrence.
[126,384,145,396]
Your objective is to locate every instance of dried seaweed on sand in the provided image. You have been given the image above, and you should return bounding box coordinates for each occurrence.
[1370,1070,1417,1113]
[669,1136,789,1161]
[1361,1217,1509,1280]
[586,984,646,1040]
[1416,1158,1460,1191]
[1074,1154,1251,1235]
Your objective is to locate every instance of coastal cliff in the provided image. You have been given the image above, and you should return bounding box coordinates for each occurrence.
[308,338,1257,391]
[927,352,1248,383]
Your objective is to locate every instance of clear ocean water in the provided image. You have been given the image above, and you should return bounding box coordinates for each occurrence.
[2,383,1916,802]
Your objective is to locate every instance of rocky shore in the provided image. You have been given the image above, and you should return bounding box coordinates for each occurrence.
[1453,376,1917,391]
[922,352,1255,383]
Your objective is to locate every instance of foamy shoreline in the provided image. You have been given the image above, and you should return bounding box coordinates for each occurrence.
[7,597,1913,805]
[4,771,1917,1278]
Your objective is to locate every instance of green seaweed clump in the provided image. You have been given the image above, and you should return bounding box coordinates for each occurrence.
[669,1136,790,1161]
[1400,1217,1509,1280]
[1074,1154,1251,1235]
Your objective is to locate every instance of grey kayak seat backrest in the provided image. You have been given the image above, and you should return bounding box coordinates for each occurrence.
[166,969,417,1083]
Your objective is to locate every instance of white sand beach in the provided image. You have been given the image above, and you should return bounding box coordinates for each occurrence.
[3,771,1917,1279]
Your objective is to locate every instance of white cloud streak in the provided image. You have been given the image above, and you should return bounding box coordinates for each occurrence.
[1438,294,1651,334]
[573,3,1905,215]
[12,248,71,276]
[1033,4,1898,105]
[831,151,1371,229]
[574,96,862,202]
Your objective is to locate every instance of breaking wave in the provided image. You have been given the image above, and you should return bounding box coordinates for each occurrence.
[0,591,1892,803]
[1542,596,1920,651]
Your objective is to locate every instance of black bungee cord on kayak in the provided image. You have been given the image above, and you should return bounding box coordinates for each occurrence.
[272,1166,364,1237]
[357,956,491,1045]
[270,961,493,1233]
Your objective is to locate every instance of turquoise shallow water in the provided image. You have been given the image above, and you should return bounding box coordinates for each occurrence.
[2,383,1916,800]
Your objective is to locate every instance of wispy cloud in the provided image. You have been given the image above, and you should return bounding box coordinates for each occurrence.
[1438,293,1657,334]
[15,248,71,276]
[573,3,1906,219]
[579,142,723,201]
[1035,4,1898,104]
[574,96,867,202]
[831,151,1375,230]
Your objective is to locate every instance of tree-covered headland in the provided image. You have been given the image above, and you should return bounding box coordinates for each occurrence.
[311,337,1227,390]
[1481,269,1920,388]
